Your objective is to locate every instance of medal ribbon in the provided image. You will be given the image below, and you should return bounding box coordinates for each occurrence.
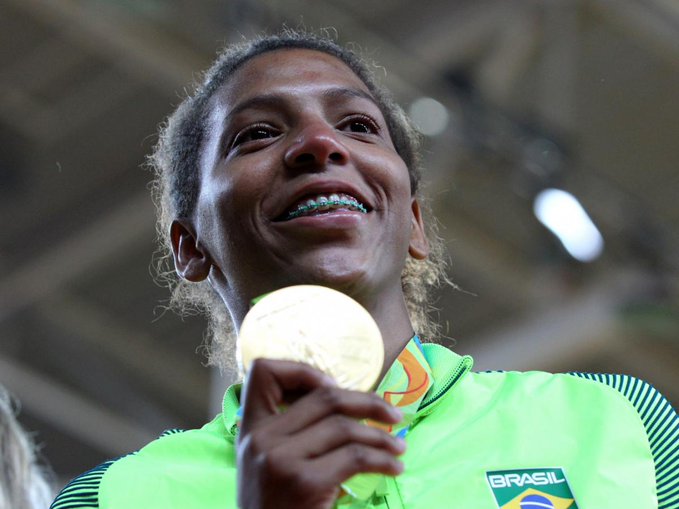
[339,335,433,502]
[371,335,433,437]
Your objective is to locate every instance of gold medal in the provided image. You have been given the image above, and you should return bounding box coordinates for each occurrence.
[238,285,384,392]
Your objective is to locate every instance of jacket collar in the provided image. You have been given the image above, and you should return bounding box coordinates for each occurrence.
[222,342,473,439]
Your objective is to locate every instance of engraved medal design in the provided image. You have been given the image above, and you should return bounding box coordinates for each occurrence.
[238,285,384,392]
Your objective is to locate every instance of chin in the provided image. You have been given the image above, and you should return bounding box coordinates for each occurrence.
[252,245,404,303]
[292,255,387,302]
[298,262,365,288]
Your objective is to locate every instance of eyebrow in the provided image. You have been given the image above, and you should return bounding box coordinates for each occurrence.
[321,86,379,106]
[224,86,380,124]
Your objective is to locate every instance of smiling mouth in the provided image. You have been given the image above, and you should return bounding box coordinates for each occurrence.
[277,193,369,221]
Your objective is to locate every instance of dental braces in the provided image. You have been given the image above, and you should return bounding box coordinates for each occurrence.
[286,198,368,219]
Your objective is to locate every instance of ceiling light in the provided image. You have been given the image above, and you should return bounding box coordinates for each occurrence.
[409,97,449,137]
[533,188,604,262]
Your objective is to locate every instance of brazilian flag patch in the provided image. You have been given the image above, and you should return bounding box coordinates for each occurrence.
[486,468,578,508]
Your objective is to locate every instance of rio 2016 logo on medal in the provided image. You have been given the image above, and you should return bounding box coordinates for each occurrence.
[486,468,578,509]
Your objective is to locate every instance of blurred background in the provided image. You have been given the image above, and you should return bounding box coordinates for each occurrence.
[0,0,677,490]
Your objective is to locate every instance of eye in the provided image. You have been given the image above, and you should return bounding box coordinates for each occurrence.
[339,115,381,135]
[230,124,279,150]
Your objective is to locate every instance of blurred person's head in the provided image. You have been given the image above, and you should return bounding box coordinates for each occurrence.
[0,388,53,509]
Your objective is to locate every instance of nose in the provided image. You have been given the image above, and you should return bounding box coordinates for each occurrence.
[284,122,350,169]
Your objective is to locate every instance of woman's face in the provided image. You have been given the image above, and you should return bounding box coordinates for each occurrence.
[177,48,427,318]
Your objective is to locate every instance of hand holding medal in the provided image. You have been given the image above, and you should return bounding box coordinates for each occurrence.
[236,286,404,508]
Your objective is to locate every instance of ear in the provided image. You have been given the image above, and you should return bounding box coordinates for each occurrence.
[170,219,211,282]
[408,198,429,260]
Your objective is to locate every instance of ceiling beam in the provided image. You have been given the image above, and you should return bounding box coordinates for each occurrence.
[0,37,87,94]
[591,0,679,62]
[4,0,209,92]
[0,37,90,139]
[38,68,139,143]
[21,67,140,143]
[0,354,156,456]
[0,192,153,322]
[258,0,444,98]
[466,271,640,372]
[406,0,516,70]
[36,294,208,415]
[607,336,679,403]
[533,0,579,133]
[476,5,541,108]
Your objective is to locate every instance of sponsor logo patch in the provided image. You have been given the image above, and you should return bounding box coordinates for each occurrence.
[486,468,578,509]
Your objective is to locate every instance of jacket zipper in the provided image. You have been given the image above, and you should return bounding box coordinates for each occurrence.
[419,354,472,414]
[383,476,404,509]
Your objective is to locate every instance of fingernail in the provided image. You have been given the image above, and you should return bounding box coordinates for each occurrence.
[393,437,407,453]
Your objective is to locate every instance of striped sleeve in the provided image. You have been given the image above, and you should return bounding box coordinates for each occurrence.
[49,428,185,509]
[50,460,114,509]
[158,428,184,437]
[569,373,679,509]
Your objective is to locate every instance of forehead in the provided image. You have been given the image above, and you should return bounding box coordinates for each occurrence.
[213,48,374,110]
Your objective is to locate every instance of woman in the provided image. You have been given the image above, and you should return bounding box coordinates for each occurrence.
[52,31,678,509]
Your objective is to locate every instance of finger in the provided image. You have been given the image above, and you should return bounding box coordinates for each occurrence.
[282,415,407,458]
[308,443,405,484]
[239,395,404,463]
[270,386,402,436]
[241,358,335,429]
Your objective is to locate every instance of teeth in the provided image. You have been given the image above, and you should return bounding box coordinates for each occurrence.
[285,192,368,220]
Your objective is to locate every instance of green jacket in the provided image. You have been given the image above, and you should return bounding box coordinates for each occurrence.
[52,344,678,508]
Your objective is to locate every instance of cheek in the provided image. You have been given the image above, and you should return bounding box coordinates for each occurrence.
[204,162,261,215]
[194,176,237,246]
[360,146,410,185]
[226,155,275,201]
[379,156,413,203]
